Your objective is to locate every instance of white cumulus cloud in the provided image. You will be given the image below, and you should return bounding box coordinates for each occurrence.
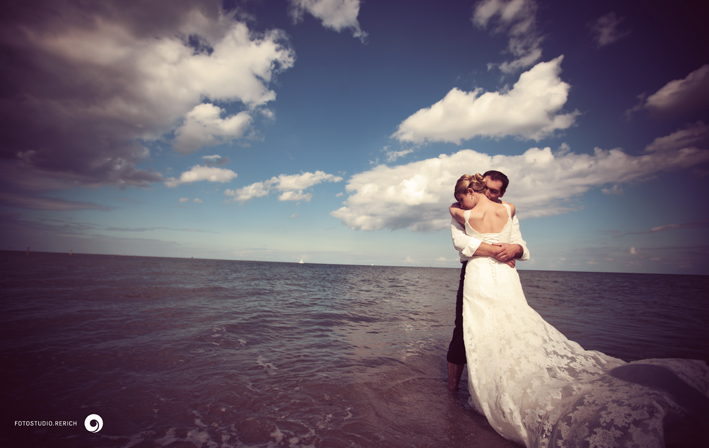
[39,17,293,129]
[332,126,709,231]
[224,181,271,202]
[173,104,252,154]
[289,0,367,41]
[225,170,343,203]
[165,166,238,188]
[279,191,314,202]
[273,171,343,191]
[2,4,295,187]
[393,57,578,144]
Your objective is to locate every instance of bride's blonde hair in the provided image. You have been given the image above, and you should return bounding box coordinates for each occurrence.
[454,173,486,200]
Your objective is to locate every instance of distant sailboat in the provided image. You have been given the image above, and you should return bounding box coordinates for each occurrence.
[298,259,304,264]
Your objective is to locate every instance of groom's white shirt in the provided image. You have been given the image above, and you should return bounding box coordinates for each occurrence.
[451,213,530,262]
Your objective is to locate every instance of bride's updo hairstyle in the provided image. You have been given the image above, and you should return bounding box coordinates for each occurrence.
[454,173,486,200]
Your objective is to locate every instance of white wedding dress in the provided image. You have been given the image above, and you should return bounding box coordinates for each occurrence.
[461,206,709,447]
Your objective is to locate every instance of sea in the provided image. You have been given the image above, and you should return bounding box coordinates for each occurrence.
[2,251,708,448]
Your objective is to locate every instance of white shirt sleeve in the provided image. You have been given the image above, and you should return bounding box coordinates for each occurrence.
[451,217,482,260]
[509,214,530,261]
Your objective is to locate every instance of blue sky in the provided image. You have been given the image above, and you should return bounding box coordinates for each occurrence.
[1,0,708,274]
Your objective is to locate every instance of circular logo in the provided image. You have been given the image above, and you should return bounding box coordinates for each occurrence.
[84,414,103,433]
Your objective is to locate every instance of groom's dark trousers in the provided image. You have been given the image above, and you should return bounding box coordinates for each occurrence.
[446,260,467,365]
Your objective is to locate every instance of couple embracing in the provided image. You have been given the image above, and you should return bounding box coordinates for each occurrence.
[443,171,709,447]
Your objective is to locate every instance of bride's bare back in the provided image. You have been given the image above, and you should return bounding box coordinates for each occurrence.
[467,201,509,234]
[450,192,512,234]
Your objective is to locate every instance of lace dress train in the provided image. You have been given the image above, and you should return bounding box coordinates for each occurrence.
[461,206,709,447]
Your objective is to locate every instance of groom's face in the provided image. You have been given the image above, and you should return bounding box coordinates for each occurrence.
[484,177,505,202]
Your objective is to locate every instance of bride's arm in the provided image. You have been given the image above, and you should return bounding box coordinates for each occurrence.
[449,203,466,225]
[451,217,480,257]
[451,203,479,257]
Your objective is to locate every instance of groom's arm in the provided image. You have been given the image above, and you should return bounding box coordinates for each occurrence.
[493,218,529,261]
[493,205,530,262]
[508,214,530,261]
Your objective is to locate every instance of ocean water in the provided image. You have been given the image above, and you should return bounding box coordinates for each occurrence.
[2,251,708,447]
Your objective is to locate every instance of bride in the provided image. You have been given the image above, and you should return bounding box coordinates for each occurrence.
[449,173,709,447]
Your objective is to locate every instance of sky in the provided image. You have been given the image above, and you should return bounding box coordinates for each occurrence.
[1,0,709,275]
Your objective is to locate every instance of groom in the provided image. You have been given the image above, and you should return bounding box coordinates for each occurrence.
[446,170,530,391]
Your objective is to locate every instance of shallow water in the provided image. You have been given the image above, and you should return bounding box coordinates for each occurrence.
[2,252,708,447]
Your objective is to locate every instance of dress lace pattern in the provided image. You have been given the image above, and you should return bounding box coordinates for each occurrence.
[461,206,709,447]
